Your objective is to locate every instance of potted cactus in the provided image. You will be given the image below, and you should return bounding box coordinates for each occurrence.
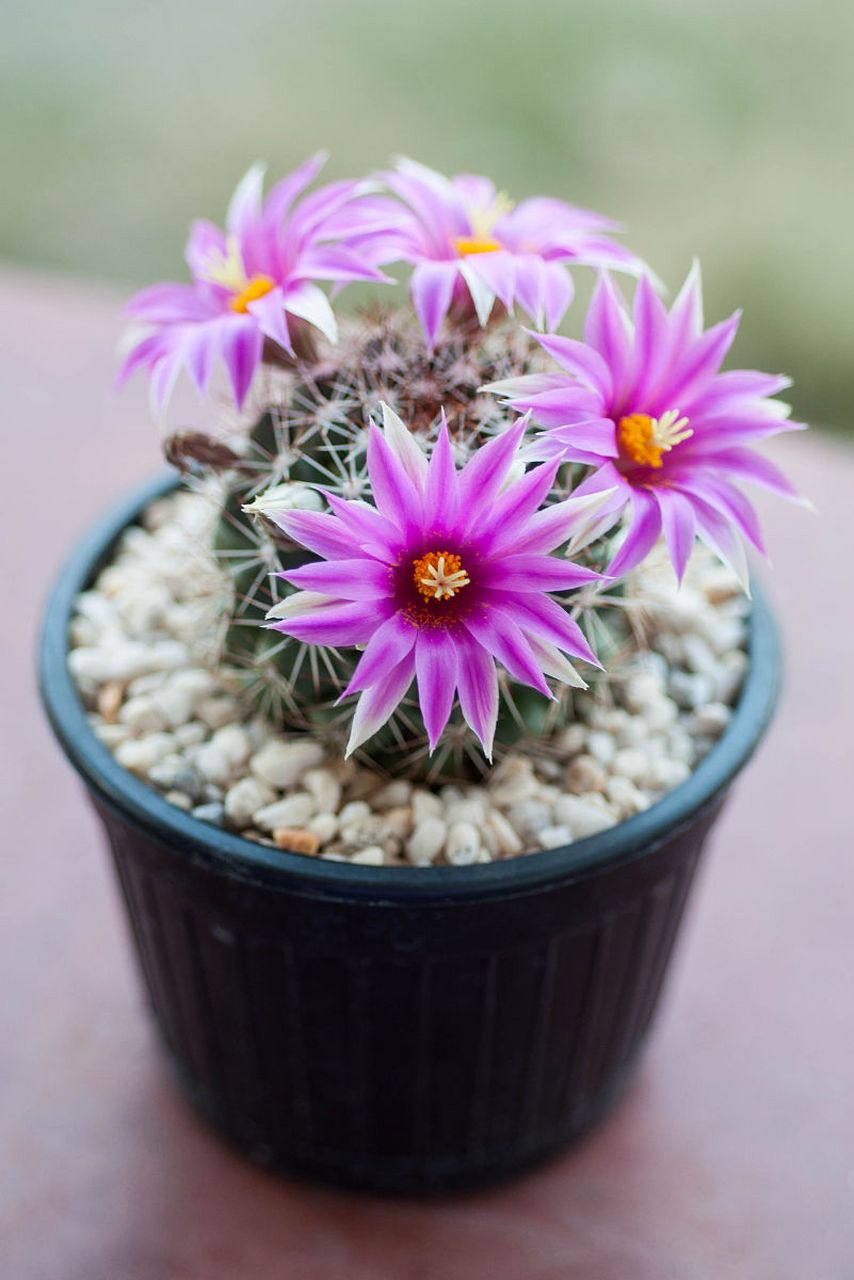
[41,154,801,1192]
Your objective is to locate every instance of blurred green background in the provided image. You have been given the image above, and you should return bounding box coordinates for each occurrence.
[2,0,850,430]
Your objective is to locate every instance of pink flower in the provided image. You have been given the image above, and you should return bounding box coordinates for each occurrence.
[266,405,608,758]
[488,266,806,585]
[351,158,644,347]
[118,154,390,411]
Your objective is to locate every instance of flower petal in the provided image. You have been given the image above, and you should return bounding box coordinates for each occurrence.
[346,653,416,757]
[652,486,697,583]
[283,281,337,343]
[457,633,499,760]
[343,613,417,696]
[273,599,383,647]
[607,487,663,579]
[463,607,552,697]
[415,630,460,752]
[410,261,458,347]
[282,557,393,599]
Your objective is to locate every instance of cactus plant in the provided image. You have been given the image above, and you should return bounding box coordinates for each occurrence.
[121,155,802,785]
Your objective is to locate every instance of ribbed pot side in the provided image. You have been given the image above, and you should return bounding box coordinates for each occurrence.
[96,788,721,1192]
[40,474,780,1194]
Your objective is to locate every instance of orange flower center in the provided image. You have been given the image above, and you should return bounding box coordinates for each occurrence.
[229,274,276,314]
[617,410,693,470]
[412,550,470,601]
[453,235,502,256]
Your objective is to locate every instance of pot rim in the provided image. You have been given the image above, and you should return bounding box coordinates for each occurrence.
[39,471,781,902]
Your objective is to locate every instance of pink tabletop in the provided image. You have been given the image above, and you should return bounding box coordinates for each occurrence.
[2,270,852,1279]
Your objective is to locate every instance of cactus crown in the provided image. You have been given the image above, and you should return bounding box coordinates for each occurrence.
[168,310,620,784]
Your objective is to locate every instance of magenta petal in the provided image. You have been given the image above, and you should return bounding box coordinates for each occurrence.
[226,164,265,275]
[263,152,328,231]
[366,424,423,533]
[477,554,601,593]
[707,447,801,499]
[185,219,227,281]
[275,600,380,647]
[652,487,697,582]
[679,413,798,455]
[466,249,517,311]
[323,493,405,560]
[457,417,526,515]
[126,282,218,324]
[660,311,741,414]
[584,274,631,402]
[410,261,458,347]
[182,323,219,394]
[219,318,263,409]
[425,423,460,532]
[684,369,792,416]
[686,477,766,554]
[456,635,499,759]
[282,557,392,599]
[533,332,613,400]
[513,255,547,327]
[507,385,602,431]
[347,653,416,755]
[274,509,362,561]
[627,274,671,408]
[484,459,561,546]
[415,630,460,752]
[539,418,619,462]
[343,614,417,696]
[501,593,600,667]
[463,608,551,697]
[297,243,391,284]
[541,263,575,331]
[607,488,663,579]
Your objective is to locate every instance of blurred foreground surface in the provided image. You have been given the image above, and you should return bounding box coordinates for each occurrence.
[1,0,852,432]
[1,270,852,1278]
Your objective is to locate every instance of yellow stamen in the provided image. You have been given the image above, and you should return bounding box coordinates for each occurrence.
[453,190,514,257]
[229,274,276,313]
[199,235,247,293]
[453,235,502,256]
[198,234,276,313]
[412,550,470,601]
[618,409,693,469]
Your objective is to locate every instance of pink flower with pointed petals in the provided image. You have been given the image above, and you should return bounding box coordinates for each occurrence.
[266,404,608,758]
[487,266,806,585]
[352,157,644,347]
[118,154,390,411]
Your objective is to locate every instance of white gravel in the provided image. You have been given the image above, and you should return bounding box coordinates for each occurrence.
[69,488,749,866]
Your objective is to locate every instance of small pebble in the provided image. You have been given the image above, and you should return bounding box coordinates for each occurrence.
[445,821,481,866]
[192,801,225,827]
[566,754,607,794]
[351,846,385,866]
[554,794,617,839]
[406,817,447,865]
[250,739,324,789]
[254,794,316,831]
[537,825,572,850]
[224,777,275,827]
[194,743,233,787]
[273,827,321,856]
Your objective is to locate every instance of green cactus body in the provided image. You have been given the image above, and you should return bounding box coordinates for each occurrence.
[199,310,615,783]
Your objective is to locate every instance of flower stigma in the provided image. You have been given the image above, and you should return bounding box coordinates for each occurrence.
[617,409,693,469]
[412,550,471,601]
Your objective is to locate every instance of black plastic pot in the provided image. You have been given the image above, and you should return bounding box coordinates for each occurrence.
[40,474,780,1194]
